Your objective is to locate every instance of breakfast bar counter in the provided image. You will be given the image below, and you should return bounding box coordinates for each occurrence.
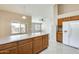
[0,32,49,54]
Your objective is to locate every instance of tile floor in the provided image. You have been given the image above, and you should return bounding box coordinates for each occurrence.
[41,40,79,54]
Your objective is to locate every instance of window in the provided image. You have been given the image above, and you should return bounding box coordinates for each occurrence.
[11,22,26,34]
[20,24,26,33]
[32,23,42,33]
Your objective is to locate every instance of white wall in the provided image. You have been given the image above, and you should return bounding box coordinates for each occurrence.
[58,4,79,15]
[32,16,50,33]
[0,4,58,41]
[32,16,52,41]
[0,10,32,38]
[58,4,79,18]
[48,5,58,41]
[32,5,58,41]
[32,16,54,41]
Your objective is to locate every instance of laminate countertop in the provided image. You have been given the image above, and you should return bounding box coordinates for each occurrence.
[0,32,49,45]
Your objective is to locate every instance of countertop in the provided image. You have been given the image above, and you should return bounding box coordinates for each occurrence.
[0,32,48,45]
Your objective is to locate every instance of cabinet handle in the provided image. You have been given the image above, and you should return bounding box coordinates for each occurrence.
[64,30,67,32]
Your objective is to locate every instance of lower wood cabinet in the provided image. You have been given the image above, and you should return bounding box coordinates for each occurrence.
[0,42,18,54]
[33,36,43,54]
[0,34,49,54]
[0,47,18,54]
[56,32,62,42]
[42,34,48,49]
[18,42,32,54]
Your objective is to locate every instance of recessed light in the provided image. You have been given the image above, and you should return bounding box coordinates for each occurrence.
[22,16,27,19]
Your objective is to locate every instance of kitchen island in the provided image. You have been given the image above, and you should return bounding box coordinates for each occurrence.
[0,32,49,54]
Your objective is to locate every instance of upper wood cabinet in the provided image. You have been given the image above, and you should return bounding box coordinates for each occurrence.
[58,18,63,26]
[70,16,79,20]
[64,17,70,21]
[42,34,48,49]
[33,36,43,54]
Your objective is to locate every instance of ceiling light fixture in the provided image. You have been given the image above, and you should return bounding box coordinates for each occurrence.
[22,5,27,19]
[22,16,26,19]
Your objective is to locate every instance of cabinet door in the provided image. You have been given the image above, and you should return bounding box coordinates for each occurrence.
[18,42,32,54]
[33,36,42,54]
[56,32,62,42]
[58,19,63,26]
[0,47,18,54]
[42,35,48,49]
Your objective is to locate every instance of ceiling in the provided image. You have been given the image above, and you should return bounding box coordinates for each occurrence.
[0,4,54,17]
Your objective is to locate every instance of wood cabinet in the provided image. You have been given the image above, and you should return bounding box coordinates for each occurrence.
[33,36,43,54]
[70,16,79,20]
[64,17,70,21]
[33,35,48,54]
[0,47,17,54]
[57,19,63,43]
[42,34,48,49]
[0,42,17,50]
[0,42,18,54]
[0,34,49,54]
[57,15,79,43]
[58,18,63,26]
[18,39,32,54]
[56,32,62,42]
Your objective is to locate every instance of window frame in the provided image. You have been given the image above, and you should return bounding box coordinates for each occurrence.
[11,22,27,35]
[32,23,42,33]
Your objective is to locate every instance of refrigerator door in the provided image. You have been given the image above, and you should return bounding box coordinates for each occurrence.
[63,22,71,45]
[69,21,79,48]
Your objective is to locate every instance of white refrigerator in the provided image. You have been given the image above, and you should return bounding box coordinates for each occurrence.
[63,20,79,48]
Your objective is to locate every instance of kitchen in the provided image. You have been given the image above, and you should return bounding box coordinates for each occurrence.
[0,4,53,54]
[1,4,79,54]
[0,0,79,58]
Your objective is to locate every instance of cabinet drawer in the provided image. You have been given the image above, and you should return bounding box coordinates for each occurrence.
[0,42,17,50]
[43,34,48,39]
[18,39,32,45]
[33,36,42,39]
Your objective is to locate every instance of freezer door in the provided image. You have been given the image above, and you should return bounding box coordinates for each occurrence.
[63,22,71,45]
[69,21,79,48]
